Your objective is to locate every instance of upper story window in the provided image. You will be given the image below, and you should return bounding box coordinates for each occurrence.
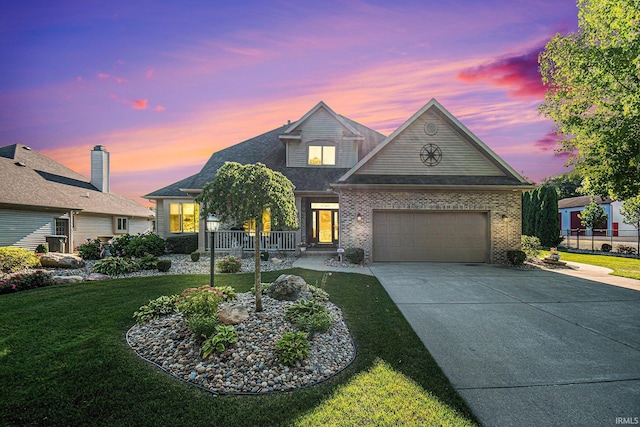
[308,145,335,165]
[170,203,199,233]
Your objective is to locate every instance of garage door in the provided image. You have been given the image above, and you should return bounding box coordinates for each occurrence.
[373,211,489,262]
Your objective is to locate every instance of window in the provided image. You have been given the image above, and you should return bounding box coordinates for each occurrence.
[308,145,335,165]
[243,209,271,236]
[169,203,199,233]
[115,217,128,233]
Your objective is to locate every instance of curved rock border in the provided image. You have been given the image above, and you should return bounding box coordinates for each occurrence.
[126,293,356,395]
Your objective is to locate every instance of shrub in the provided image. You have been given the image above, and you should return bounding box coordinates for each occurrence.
[601,243,612,253]
[190,252,200,262]
[251,282,271,295]
[201,325,238,358]
[285,300,334,336]
[165,235,198,254]
[521,235,542,258]
[135,254,159,270]
[35,244,48,254]
[275,332,309,366]
[217,256,242,273]
[133,295,181,323]
[307,284,329,302]
[506,250,527,265]
[177,287,223,319]
[93,257,140,275]
[345,247,365,264]
[0,271,56,294]
[76,238,103,260]
[0,247,41,273]
[213,285,237,301]
[157,260,172,272]
[112,233,165,258]
[260,251,270,261]
[187,313,220,343]
[617,245,637,255]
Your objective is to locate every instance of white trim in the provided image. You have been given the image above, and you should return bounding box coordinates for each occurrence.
[281,101,362,137]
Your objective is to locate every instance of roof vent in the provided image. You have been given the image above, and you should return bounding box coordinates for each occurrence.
[15,161,26,167]
[22,146,32,150]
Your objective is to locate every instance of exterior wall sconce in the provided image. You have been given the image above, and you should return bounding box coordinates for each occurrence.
[502,214,508,221]
[357,213,363,222]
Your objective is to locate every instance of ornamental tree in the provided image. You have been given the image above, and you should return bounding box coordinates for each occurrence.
[196,162,298,312]
[578,197,608,251]
[539,0,640,200]
[620,196,640,255]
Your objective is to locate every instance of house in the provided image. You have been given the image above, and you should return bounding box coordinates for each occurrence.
[558,195,636,237]
[145,99,532,263]
[0,144,154,252]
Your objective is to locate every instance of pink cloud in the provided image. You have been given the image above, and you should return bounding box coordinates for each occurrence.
[457,46,547,99]
[98,72,127,83]
[155,105,166,112]
[130,99,148,110]
[533,131,572,157]
[146,68,155,79]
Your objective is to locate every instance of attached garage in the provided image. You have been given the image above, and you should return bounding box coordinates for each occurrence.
[373,211,489,262]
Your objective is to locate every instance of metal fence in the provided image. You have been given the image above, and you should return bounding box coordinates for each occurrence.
[207,230,297,252]
[560,228,639,255]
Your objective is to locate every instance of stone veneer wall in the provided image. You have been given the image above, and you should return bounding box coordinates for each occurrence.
[337,189,522,264]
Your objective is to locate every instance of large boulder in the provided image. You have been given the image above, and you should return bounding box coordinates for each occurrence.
[40,252,85,269]
[218,304,249,325]
[266,274,309,301]
[52,275,84,285]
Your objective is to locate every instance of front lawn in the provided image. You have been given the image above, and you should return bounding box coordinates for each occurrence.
[0,269,477,426]
[541,250,640,280]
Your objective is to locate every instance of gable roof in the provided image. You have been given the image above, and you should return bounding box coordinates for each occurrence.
[279,101,363,140]
[338,98,530,187]
[144,108,386,199]
[0,144,154,218]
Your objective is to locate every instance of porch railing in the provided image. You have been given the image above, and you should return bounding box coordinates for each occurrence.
[208,230,298,252]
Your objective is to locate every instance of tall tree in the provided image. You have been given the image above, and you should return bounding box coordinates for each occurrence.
[196,162,298,312]
[541,171,584,200]
[620,195,640,255]
[537,186,562,248]
[578,197,609,251]
[539,0,640,200]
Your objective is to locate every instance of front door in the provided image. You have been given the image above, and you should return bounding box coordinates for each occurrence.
[310,202,339,246]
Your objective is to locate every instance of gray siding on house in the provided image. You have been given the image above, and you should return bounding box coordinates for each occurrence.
[0,208,57,250]
[287,108,359,168]
[73,214,152,249]
[357,110,504,176]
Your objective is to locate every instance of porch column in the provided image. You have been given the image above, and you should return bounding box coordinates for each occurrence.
[197,215,206,253]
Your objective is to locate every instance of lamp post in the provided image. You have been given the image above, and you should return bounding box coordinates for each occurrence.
[206,215,220,286]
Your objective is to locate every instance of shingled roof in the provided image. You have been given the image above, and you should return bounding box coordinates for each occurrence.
[144,115,386,198]
[0,144,153,218]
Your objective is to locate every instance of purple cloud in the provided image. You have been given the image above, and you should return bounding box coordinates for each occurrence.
[457,46,547,98]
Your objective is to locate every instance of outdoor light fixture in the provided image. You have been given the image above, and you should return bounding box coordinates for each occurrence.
[502,214,508,221]
[206,215,220,286]
[357,213,363,222]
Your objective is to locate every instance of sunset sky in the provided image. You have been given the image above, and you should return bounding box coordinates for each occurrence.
[1,0,579,207]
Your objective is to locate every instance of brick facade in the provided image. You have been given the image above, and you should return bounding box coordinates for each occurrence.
[336,188,522,264]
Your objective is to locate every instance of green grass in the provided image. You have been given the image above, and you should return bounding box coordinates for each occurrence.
[0,269,477,426]
[541,250,640,280]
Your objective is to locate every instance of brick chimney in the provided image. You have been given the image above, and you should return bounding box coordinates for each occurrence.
[90,145,110,193]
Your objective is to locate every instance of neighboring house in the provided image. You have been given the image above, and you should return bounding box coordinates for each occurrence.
[0,144,154,252]
[558,195,636,237]
[145,99,532,263]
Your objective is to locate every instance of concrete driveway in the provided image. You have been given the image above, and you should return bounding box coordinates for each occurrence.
[369,263,640,427]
